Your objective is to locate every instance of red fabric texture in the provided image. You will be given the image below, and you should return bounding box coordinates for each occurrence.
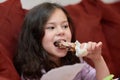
[0,0,27,80]
[0,0,120,79]
[0,44,20,80]
[65,0,120,78]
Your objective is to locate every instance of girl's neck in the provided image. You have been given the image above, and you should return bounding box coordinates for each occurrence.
[49,57,61,67]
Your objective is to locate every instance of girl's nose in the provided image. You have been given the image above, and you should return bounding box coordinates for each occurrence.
[57,27,65,36]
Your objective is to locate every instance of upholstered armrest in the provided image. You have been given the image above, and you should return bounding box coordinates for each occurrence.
[0,44,20,80]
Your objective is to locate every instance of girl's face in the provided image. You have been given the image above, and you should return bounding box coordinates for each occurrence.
[42,9,72,61]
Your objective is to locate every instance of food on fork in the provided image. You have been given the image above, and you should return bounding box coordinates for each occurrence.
[54,40,88,57]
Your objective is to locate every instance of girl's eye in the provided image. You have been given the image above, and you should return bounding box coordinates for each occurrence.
[63,25,69,29]
[46,26,55,30]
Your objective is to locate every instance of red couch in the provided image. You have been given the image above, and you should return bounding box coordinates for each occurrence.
[0,0,26,79]
[65,0,120,78]
[0,0,120,79]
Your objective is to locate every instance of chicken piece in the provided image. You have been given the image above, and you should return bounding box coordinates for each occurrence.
[54,40,75,51]
[54,40,88,57]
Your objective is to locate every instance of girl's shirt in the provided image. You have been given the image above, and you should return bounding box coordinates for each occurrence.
[21,61,96,80]
[73,62,96,80]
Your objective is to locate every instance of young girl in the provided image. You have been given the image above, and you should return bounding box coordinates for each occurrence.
[14,2,110,80]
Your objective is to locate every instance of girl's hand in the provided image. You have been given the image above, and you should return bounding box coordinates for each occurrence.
[81,41,103,61]
[80,42,110,80]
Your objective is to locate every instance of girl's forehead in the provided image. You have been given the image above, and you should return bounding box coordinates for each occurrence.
[47,9,67,22]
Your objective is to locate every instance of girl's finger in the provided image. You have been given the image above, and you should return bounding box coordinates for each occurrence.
[96,42,102,48]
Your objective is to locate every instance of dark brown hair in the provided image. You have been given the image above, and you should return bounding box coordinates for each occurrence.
[14,2,80,79]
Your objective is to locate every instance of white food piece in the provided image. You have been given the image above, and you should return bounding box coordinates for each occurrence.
[75,40,88,57]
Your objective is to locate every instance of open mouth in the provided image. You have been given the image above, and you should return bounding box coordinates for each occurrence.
[54,40,75,51]
[54,40,66,48]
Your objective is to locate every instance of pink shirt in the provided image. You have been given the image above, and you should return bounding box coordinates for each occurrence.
[73,62,96,80]
[21,61,96,80]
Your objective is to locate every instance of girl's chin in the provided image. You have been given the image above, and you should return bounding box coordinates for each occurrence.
[57,50,67,55]
[57,52,67,57]
[54,48,68,57]
[57,50,67,54]
[56,48,67,52]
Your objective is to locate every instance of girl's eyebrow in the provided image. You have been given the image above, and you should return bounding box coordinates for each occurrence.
[45,19,68,27]
[62,20,68,23]
[47,20,68,24]
[46,22,55,24]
